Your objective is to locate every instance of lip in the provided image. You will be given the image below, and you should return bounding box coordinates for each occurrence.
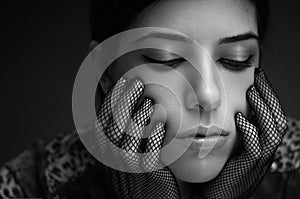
[176,126,230,151]
[176,125,230,139]
[181,136,228,151]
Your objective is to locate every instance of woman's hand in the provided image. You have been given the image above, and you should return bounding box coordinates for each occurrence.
[198,68,288,199]
[94,77,180,199]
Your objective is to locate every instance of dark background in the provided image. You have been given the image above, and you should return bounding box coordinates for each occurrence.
[1,1,299,164]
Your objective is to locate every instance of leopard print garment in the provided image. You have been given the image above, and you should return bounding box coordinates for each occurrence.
[270,116,300,172]
[0,116,300,198]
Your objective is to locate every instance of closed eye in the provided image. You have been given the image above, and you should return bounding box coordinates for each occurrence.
[218,55,254,71]
[141,54,254,71]
[141,54,186,68]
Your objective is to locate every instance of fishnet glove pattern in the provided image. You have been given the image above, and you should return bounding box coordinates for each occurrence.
[198,68,288,199]
[95,77,180,199]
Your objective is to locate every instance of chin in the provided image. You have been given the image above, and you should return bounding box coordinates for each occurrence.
[168,148,230,183]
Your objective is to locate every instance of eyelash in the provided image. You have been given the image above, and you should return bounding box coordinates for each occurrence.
[141,54,254,72]
[218,55,254,71]
[141,55,185,68]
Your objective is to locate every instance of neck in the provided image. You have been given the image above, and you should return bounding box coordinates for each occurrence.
[175,177,201,199]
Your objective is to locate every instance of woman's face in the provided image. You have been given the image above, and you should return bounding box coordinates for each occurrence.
[102,0,259,183]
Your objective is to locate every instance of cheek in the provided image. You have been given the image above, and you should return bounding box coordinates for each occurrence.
[223,69,254,118]
[116,65,186,134]
[221,69,255,155]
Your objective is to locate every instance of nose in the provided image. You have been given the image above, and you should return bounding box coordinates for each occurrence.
[184,58,222,112]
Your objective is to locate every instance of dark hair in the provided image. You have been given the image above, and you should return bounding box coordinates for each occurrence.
[89,0,269,45]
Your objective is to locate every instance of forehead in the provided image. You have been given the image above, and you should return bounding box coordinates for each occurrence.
[130,0,257,46]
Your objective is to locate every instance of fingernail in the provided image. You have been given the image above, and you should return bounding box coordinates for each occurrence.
[125,78,144,99]
[255,68,267,85]
[131,78,144,89]
[131,98,154,128]
[254,67,263,76]
[143,98,154,126]
[145,117,151,126]
[246,86,256,96]
[118,76,126,84]
[142,99,154,119]
[246,86,259,105]
[112,77,127,94]
[155,122,165,133]
[235,112,243,122]
[144,98,154,106]
[109,77,126,94]
[255,68,268,84]
[154,122,166,144]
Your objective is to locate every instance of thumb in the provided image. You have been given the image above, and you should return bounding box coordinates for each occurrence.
[235,112,261,161]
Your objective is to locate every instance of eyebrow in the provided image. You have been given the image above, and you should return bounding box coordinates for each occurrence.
[134,31,259,45]
[133,31,194,44]
[218,31,259,44]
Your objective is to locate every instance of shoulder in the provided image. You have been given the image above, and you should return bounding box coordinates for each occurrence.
[0,129,115,199]
[251,116,300,199]
[271,116,300,172]
[0,139,46,198]
[42,130,117,199]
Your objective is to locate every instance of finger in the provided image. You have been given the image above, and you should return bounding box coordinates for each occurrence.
[96,77,127,130]
[141,122,165,172]
[94,77,127,153]
[120,98,154,172]
[203,111,261,199]
[235,112,261,161]
[254,68,288,134]
[247,86,281,158]
[203,108,275,199]
[105,79,144,146]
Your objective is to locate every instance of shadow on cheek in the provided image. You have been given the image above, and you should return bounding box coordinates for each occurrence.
[231,123,244,158]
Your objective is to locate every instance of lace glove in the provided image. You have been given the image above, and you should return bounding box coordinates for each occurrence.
[198,68,288,199]
[95,77,180,199]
